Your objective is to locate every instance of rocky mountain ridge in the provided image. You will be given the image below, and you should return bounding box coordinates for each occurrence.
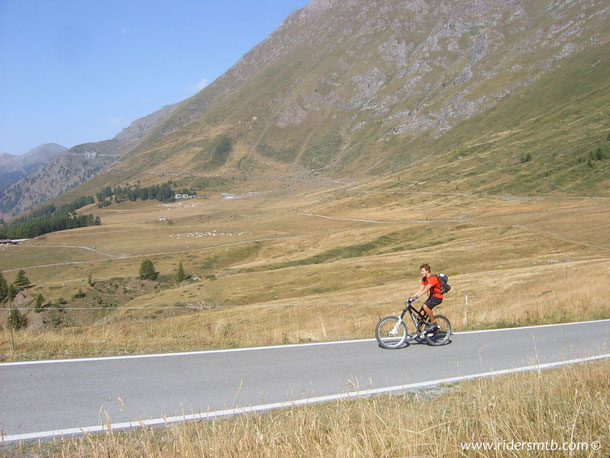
[0,143,67,192]
[113,0,607,192]
[0,103,181,219]
[6,0,609,218]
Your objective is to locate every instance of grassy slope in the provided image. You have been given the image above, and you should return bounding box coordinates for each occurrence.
[2,2,608,453]
[1,179,609,360]
[103,43,610,199]
[1,2,609,362]
[392,44,610,196]
[25,1,608,218]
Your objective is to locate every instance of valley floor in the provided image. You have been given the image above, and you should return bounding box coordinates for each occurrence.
[1,176,609,361]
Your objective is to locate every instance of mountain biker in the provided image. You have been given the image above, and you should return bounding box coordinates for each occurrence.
[408,263,442,332]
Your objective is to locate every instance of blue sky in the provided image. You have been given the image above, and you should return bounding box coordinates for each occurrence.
[0,0,308,155]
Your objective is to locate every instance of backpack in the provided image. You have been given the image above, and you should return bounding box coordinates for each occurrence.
[433,273,451,294]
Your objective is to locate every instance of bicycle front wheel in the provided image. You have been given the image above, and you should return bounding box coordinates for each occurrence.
[375,316,408,349]
[425,315,452,346]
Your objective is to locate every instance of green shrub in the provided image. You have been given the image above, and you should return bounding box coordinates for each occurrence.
[34,294,45,313]
[72,288,86,299]
[209,134,234,166]
[9,309,27,330]
[176,261,186,283]
[594,148,606,160]
[139,259,158,281]
[0,272,7,303]
[13,270,31,290]
[7,284,17,300]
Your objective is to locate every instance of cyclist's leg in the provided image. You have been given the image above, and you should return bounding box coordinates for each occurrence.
[422,304,435,322]
[416,307,427,320]
[423,297,442,326]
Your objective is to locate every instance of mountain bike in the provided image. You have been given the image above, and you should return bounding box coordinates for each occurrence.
[375,298,452,349]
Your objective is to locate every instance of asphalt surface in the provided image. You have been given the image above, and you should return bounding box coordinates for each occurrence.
[1,320,609,441]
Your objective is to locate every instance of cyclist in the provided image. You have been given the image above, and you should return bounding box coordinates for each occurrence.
[408,263,442,332]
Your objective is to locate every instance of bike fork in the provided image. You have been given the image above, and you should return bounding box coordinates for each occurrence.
[391,318,403,335]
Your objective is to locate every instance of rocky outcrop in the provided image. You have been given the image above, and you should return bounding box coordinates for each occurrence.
[1,103,180,219]
[0,154,112,218]
[0,144,67,192]
[18,0,609,204]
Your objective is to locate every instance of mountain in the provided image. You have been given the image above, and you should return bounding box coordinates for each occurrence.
[0,154,112,218]
[69,102,181,156]
[8,0,610,218]
[0,103,180,219]
[0,143,67,192]
[106,0,608,196]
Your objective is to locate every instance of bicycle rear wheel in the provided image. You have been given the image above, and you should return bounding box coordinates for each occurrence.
[375,316,408,349]
[424,315,451,346]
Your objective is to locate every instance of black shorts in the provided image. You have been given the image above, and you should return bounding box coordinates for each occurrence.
[424,296,443,309]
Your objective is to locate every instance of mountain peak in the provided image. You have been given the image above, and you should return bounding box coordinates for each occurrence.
[302,0,333,15]
[22,143,68,161]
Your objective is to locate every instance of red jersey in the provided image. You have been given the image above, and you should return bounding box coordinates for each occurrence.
[422,275,443,299]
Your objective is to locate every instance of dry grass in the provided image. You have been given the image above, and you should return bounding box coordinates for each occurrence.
[8,358,609,457]
[2,261,608,361]
[1,179,609,361]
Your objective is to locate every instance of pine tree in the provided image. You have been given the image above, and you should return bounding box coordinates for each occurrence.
[0,272,8,303]
[9,309,27,330]
[7,284,17,300]
[35,294,45,313]
[176,261,186,283]
[13,270,31,290]
[594,147,606,160]
[139,259,158,280]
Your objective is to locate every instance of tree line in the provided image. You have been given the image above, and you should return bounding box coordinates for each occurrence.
[11,196,95,224]
[1,270,31,329]
[0,195,99,239]
[97,182,193,206]
[0,213,100,239]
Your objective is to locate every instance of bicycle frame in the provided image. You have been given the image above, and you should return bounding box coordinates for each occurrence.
[391,301,426,335]
[376,300,451,349]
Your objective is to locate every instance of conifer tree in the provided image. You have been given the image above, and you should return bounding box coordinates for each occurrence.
[0,272,8,303]
[13,270,31,290]
[139,259,158,281]
[7,283,16,300]
[35,294,45,313]
[176,261,186,283]
[9,309,27,330]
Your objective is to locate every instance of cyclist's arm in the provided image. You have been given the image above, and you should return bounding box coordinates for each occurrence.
[411,284,431,299]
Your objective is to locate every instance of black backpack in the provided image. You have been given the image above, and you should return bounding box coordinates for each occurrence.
[433,273,451,294]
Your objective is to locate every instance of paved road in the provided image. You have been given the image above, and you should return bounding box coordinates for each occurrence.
[1,320,609,442]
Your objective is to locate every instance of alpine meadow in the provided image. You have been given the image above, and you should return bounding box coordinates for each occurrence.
[1,0,609,455]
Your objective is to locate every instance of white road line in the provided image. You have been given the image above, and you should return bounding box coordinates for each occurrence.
[1,319,608,367]
[453,318,610,335]
[2,353,609,444]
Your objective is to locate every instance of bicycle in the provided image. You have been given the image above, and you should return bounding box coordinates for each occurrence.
[375,298,452,349]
